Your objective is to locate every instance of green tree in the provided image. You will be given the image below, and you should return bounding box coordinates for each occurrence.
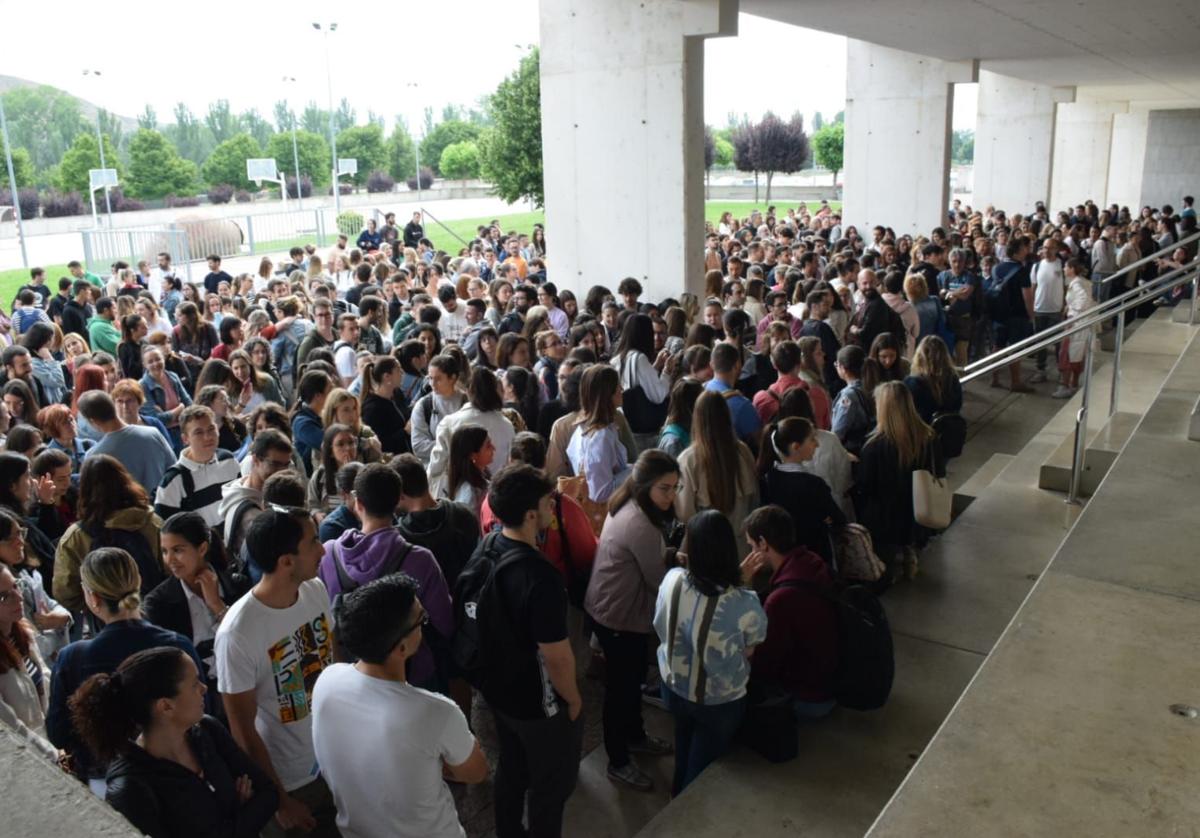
[301,101,328,135]
[335,124,387,186]
[201,133,262,190]
[273,101,295,132]
[834,110,845,124]
[334,98,356,133]
[386,124,416,180]
[477,48,542,205]
[97,110,127,160]
[0,147,35,189]
[240,109,274,149]
[0,86,85,170]
[812,111,825,132]
[951,129,974,164]
[439,141,480,181]
[137,105,157,131]
[205,99,242,144]
[56,132,124,194]
[714,137,734,167]
[127,129,198,199]
[746,112,809,203]
[164,103,214,165]
[266,130,331,186]
[812,122,844,185]
[420,119,482,176]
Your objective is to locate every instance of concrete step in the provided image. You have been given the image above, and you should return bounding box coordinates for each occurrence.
[951,452,1014,517]
[1037,410,1139,495]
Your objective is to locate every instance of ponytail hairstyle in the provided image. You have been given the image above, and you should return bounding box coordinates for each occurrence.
[292,369,332,418]
[120,314,144,345]
[359,355,400,399]
[80,546,143,615]
[69,647,193,762]
[756,416,815,476]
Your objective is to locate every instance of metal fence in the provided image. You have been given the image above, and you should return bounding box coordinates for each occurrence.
[79,209,369,280]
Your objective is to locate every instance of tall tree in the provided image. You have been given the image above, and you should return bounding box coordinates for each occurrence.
[812,111,824,132]
[128,129,198,199]
[834,110,845,124]
[731,121,757,201]
[812,122,844,187]
[420,120,482,176]
[439,141,480,182]
[365,110,386,130]
[164,102,214,165]
[386,123,416,180]
[273,100,295,132]
[205,99,242,144]
[0,86,85,170]
[704,126,715,199]
[477,48,542,205]
[301,101,328,135]
[97,109,127,160]
[240,108,274,149]
[56,132,125,195]
[137,105,157,131]
[201,133,262,190]
[747,112,809,203]
[0,147,34,189]
[334,98,355,133]
[422,107,435,138]
[266,130,331,187]
[951,129,975,164]
[335,124,387,186]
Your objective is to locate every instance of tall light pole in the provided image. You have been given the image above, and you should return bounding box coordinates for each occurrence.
[282,76,303,210]
[0,95,29,268]
[81,69,112,225]
[312,22,340,219]
[405,82,423,208]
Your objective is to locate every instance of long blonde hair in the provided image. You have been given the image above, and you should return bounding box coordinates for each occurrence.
[870,381,934,469]
[911,336,958,406]
[321,388,361,434]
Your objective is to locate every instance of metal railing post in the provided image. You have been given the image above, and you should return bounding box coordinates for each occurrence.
[316,209,326,247]
[1109,309,1124,417]
[127,231,136,266]
[246,216,256,255]
[1067,329,1094,505]
[1191,273,1199,326]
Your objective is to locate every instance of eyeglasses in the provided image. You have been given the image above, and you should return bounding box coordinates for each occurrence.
[401,612,430,637]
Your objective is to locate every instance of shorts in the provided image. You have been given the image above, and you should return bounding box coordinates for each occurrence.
[992,317,1033,350]
[947,313,973,341]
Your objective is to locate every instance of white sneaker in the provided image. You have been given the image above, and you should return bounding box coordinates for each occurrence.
[1051,386,1074,399]
[1029,371,1048,384]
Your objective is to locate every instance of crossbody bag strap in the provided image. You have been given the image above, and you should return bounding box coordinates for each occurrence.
[692,592,720,704]
[666,572,684,664]
[555,493,574,585]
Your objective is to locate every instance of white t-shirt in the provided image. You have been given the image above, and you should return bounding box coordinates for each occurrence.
[214,578,334,792]
[312,664,475,838]
[1032,259,1066,314]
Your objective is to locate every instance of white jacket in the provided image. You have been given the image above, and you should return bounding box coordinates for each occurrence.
[427,404,515,496]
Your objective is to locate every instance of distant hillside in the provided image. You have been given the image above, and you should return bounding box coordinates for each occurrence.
[0,74,138,133]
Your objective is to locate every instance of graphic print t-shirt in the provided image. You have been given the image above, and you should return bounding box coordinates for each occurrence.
[215,578,334,790]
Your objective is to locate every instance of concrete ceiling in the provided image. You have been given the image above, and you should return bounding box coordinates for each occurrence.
[742,0,1200,103]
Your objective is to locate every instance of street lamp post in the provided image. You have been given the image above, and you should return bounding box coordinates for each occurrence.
[0,95,29,268]
[282,76,303,211]
[81,69,113,226]
[312,22,340,219]
[405,83,422,208]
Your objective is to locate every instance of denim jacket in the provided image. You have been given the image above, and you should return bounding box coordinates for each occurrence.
[139,371,192,426]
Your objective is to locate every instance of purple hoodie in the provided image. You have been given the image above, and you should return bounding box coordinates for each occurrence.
[318,527,453,686]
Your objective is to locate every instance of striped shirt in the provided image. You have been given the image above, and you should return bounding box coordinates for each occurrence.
[154,450,241,528]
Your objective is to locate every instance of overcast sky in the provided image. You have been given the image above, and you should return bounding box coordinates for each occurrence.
[5,1,975,130]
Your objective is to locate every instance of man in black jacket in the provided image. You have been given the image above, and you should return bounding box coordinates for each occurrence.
[849,269,905,353]
[392,453,479,587]
[59,279,93,339]
[403,211,424,249]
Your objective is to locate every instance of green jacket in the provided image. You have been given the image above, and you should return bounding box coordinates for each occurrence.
[87,315,120,355]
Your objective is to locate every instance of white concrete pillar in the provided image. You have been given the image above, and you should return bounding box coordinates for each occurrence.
[1136,108,1200,210]
[539,0,736,301]
[843,40,976,235]
[973,70,1073,214]
[1106,107,1150,210]
[1048,100,1127,213]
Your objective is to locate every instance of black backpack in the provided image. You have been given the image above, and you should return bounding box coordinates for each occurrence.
[451,533,528,691]
[85,523,164,596]
[984,261,1023,321]
[777,580,894,711]
[618,352,668,434]
[932,412,967,460]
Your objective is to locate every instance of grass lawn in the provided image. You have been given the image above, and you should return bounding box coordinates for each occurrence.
[0,200,842,304]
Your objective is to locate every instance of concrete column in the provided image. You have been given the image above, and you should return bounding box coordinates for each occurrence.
[539,0,736,301]
[973,70,1073,213]
[843,39,976,235]
[1048,99,1127,212]
[1106,107,1150,209]
[1137,108,1200,210]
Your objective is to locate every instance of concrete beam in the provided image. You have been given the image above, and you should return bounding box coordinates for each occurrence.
[843,39,977,234]
[973,70,1074,213]
[539,0,737,301]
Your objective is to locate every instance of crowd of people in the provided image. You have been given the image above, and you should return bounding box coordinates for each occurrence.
[0,193,1195,838]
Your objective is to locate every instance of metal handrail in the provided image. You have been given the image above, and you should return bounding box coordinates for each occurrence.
[418,206,470,249]
[1089,229,1200,285]
[961,259,1200,384]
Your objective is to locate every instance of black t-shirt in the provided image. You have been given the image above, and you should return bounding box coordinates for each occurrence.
[1000,259,1032,319]
[483,534,569,719]
[403,221,424,248]
[14,282,48,308]
[203,270,233,295]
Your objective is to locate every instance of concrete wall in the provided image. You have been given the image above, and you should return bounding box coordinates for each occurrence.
[1106,108,1151,210]
[539,0,736,300]
[974,70,1073,213]
[1049,100,1126,211]
[844,39,975,234]
[1140,109,1200,210]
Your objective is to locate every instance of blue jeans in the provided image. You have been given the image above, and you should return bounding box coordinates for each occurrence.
[662,686,746,795]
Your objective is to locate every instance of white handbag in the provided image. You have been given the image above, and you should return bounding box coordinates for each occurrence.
[912,446,952,530]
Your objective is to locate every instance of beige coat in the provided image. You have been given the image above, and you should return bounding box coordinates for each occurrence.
[676,441,758,558]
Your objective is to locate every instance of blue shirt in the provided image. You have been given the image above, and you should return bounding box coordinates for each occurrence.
[654,567,767,705]
[85,424,178,496]
[704,378,762,443]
